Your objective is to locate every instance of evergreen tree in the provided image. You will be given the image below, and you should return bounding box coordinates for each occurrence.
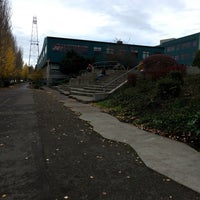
[192,50,200,68]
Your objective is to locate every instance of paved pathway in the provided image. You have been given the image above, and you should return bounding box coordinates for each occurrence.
[47,88,200,194]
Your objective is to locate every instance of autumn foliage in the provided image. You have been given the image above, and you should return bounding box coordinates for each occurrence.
[0,0,23,86]
[142,54,186,80]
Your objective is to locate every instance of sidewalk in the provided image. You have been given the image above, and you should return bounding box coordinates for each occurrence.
[46,87,200,194]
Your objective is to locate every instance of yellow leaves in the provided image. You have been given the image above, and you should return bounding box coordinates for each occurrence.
[0,35,16,80]
[21,65,29,80]
[29,69,44,82]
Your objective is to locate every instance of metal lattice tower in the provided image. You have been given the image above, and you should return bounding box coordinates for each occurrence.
[28,16,39,67]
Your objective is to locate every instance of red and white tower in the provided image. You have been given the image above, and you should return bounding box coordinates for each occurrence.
[28,16,39,67]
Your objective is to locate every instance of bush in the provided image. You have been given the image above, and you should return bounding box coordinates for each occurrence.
[142,54,185,80]
[167,71,184,85]
[127,73,137,86]
[157,78,182,100]
[143,54,178,79]
[29,70,44,89]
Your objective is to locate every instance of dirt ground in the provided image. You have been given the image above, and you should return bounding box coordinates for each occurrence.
[0,84,200,200]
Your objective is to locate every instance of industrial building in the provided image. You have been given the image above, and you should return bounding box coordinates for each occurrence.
[37,36,163,83]
[37,32,200,83]
[159,32,200,66]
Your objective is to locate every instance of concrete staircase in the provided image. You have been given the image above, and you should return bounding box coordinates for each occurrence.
[55,68,138,103]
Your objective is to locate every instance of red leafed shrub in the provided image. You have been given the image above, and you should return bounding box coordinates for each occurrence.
[142,54,185,80]
[127,73,137,86]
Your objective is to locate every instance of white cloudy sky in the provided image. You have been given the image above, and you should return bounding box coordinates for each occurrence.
[11,0,200,64]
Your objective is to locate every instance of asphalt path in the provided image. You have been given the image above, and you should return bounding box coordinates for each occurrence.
[0,84,49,199]
[0,84,200,200]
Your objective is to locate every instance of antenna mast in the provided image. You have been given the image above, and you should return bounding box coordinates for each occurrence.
[28,16,39,67]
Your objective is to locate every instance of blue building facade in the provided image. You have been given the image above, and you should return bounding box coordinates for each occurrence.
[159,32,200,66]
[38,36,164,69]
[37,36,164,82]
[37,33,200,82]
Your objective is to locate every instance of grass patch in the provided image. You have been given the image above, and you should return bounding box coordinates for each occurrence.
[96,74,200,151]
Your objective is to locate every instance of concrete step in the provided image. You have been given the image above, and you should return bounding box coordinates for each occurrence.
[70,90,94,97]
[69,95,95,103]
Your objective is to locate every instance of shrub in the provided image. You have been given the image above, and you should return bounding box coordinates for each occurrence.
[157,78,182,100]
[127,73,137,86]
[187,111,200,136]
[29,70,44,89]
[167,71,184,85]
[142,54,181,80]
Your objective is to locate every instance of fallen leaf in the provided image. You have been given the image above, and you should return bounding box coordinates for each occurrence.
[0,143,5,147]
[50,128,56,132]
[2,194,7,198]
[96,155,103,159]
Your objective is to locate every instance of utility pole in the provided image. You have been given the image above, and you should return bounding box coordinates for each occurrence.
[28,16,39,67]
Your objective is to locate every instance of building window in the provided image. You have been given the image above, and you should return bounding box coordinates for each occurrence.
[142,51,149,59]
[50,64,60,71]
[193,40,197,47]
[182,42,191,49]
[44,45,47,54]
[167,46,175,52]
[132,50,138,58]
[106,48,114,54]
[174,55,179,60]
[176,44,180,50]
[94,47,102,52]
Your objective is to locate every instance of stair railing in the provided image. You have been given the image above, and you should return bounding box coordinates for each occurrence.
[103,64,140,93]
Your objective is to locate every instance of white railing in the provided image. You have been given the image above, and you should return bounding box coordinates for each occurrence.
[103,64,140,93]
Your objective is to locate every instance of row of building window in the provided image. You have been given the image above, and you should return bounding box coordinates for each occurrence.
[166,40,198,52]
[38,45,47,64]
[94,46,147,58]
[38,43,151,64]
[174,53,195,61]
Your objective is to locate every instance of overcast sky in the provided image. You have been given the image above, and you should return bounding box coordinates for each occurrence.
[11,0,200,65]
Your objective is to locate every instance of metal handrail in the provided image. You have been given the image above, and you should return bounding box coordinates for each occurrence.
[103,64,139,93]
